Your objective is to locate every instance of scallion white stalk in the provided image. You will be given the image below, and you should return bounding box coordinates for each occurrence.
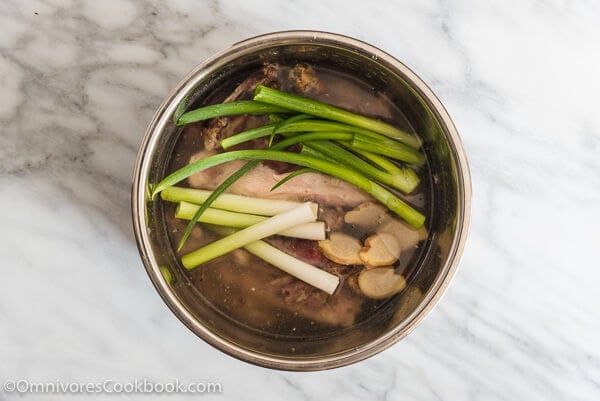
[181,202,318,269]
[244,241,338,294]
[161,186,304,216]
[175,201,264,227]
[175,201,325,240]
[208,225,339,294]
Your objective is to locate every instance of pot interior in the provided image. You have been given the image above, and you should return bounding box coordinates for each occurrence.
[136,34,468,369]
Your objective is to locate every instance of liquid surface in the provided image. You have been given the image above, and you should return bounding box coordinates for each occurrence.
[163,64,433,339]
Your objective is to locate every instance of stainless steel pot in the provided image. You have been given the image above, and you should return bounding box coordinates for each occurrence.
[132,30,471,370]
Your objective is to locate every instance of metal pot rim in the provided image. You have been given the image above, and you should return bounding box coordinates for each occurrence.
[132,30,471,371]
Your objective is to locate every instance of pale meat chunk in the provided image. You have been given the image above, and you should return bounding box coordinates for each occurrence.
[188,150,375,208]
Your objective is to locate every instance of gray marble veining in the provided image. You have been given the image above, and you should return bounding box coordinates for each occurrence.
[1,0,599,400]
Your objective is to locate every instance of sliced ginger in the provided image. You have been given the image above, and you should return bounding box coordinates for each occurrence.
[360,231,402,267]
[319,232,363,265]
[344,202,389,237]
[358,267,406,299]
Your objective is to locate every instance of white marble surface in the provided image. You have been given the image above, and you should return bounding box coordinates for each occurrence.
[1,0,599,400]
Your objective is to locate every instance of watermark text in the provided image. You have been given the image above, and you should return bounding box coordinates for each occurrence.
[2,379,222,395]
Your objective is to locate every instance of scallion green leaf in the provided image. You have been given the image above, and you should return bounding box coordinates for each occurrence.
[153,149,425,229]
[254,85,422,148]
[177,100,291,126]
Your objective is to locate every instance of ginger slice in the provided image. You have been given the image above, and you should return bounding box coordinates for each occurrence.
[358,267,406,299]
[360,232,401,267]
[319,232,363,265]
[344,202,389,237]
[377,218,428,252]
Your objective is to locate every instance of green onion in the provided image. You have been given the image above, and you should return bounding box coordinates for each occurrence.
[254,85,422,148]
[272,118,424,164]
[176,201,263,227]
[179,127,349,249]
[276,119,371,135]
[175,160,257,251]
[304,140,420,194]
[298,145,329,160]
[337,142,404,175]
[176,201,325,240]
[221,115,317,149]
[220,124,276,149]
[268,114,286,124]
[270,168,315,191]
[152,149,425,229]
[181,202,318,269]
[179,127,330,249]
[242,240,338,294]
[173,98,189,124]
[271,132,354,150]
[161,186,303,215]
[177,100,291,126]
[159,265,174,284]
[352,134,425,165]
[163,86,428,249]
[273,119,424,165]
[275,113,313,126]
[269,113,314,146]
[207,225,338,294]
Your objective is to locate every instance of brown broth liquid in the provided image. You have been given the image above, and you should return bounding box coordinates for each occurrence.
[163,65,433,339]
